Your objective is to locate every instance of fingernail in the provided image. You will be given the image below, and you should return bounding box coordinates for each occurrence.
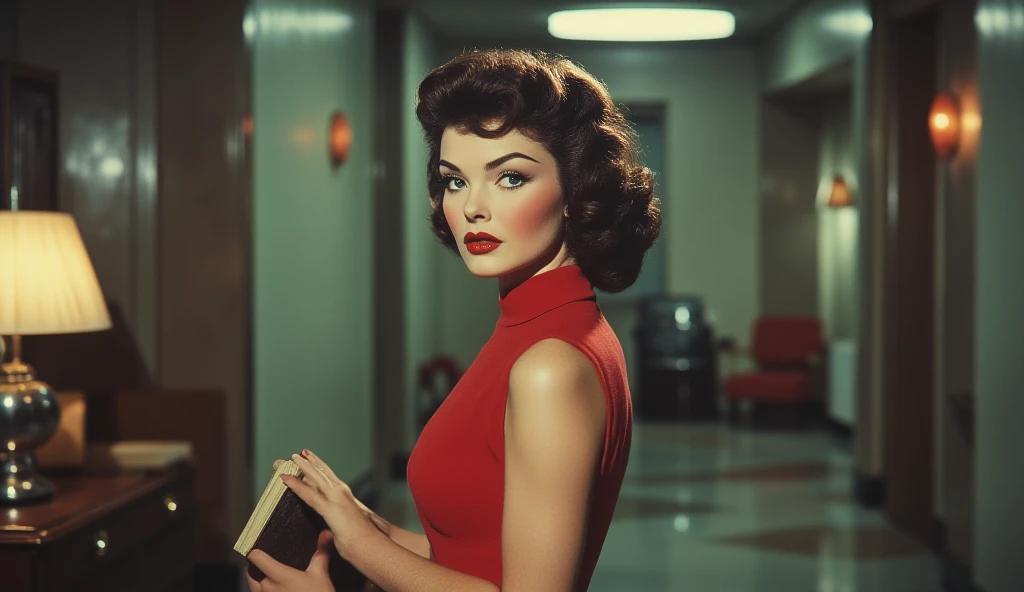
[302,449,311,458]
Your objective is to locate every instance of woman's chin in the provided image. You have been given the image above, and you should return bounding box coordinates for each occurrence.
[462,256,512,278]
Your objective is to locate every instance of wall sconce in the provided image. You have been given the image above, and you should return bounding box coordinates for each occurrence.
[827,175,854,208]
[329,110,352,169]
[929,92,960,160]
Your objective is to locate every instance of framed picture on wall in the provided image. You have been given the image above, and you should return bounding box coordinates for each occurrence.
[1,61,59,211]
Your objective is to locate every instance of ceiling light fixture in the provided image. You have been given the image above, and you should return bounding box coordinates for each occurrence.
[548,8,736,42]
[821,9,874,36]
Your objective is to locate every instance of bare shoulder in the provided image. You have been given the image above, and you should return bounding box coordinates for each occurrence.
[507,339,606,429]
[501,341,607,590]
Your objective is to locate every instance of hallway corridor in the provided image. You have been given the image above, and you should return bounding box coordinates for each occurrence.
[380,424,941,591]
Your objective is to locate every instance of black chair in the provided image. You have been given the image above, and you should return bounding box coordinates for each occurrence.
[634,295,719,420]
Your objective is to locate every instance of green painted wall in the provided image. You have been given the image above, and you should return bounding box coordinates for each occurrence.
[817,92,859,341]
[975,1,1024,587]
[402,14,442,446]
[252,0,374,493]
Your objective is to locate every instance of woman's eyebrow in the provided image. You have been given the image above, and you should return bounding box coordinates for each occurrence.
[438,152,540,174]
[439,159,461,173]
[485,152,539,171]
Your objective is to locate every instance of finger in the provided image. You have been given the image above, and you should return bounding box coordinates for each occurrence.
[245,569,262,592]
[292,453,332,491]
[301,449,342,484]
[281,473,328,513]
[246,549,298,583]
[273,459,283,471]
[307,529,335,574]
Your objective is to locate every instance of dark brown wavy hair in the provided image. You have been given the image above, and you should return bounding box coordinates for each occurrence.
[415,49,661,293]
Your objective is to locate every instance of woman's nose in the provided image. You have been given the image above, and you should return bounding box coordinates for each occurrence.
[462,189,490,221]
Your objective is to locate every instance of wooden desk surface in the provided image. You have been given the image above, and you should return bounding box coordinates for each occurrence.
[1,467,186,545]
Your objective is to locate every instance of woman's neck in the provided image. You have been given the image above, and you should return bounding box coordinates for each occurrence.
[498,242,575,297]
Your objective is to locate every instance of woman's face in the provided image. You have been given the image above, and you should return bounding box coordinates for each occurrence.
[439,126,568,289]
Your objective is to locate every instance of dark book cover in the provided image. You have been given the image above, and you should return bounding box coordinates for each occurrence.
[245,487,327,581]
[243,485,368,590]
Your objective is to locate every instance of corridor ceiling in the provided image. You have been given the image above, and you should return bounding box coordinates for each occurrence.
[379,0,810,47]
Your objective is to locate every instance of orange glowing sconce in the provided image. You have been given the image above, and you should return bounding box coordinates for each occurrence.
[929,92,960,160]
[827,175,853,208]
[329,110,353,169]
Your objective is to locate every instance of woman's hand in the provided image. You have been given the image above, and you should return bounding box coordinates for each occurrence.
[283,449,383,560]
[246,530,336,592]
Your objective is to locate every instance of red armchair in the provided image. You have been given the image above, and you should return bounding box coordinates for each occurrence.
[721,316,823,425]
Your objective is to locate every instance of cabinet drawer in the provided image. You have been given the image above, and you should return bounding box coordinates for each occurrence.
[76,519,196,592]
[40,470,196,591]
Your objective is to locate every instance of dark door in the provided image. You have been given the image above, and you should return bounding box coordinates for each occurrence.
[884,5,939,544]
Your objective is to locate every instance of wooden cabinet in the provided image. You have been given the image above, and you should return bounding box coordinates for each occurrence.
[0,463,197,591]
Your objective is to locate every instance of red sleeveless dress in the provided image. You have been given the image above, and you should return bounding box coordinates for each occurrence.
[406,265,632,591]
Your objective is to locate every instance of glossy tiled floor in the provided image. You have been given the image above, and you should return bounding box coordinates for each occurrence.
[379,423,942,592]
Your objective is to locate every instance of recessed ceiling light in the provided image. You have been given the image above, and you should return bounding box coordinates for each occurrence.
[821,9,873,36]
[548,8,736,42]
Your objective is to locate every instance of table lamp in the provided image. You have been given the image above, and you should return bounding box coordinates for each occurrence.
[0,211,111,504]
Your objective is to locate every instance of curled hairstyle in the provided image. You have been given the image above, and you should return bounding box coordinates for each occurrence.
[415,49,661,293]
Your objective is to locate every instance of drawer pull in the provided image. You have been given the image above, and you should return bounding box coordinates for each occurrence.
[94,529,110,556]
[164,494,178,514]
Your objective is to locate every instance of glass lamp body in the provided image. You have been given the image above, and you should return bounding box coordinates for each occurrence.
[0,336,62,504]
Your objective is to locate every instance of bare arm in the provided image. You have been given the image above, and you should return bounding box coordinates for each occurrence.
[358,528,429,592]
[363,510,432,560]
[359,507,433,591]
[500,339,606,591]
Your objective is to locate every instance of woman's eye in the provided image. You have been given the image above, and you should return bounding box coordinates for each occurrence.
[446,177,466,191]
[499,173,526,189]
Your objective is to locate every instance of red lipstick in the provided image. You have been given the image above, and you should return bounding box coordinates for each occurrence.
[464,232,502,255]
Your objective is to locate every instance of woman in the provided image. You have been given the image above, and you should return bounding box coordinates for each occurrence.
[247,49,661,592]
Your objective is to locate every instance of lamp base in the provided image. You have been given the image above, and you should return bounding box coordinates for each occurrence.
[1,453,55,504]
[0,338,62,505]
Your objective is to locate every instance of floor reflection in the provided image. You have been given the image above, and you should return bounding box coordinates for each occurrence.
[378,423,941,592]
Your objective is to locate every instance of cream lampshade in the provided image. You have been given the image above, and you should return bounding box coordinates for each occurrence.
[0,211,111,504]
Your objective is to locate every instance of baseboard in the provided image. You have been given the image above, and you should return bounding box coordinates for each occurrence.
[853,470,885,507]
[825,417,854,439]
[941,549,984,592]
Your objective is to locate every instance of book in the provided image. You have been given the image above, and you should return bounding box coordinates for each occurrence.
[234,459,328,581]
[234,459,370,588]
